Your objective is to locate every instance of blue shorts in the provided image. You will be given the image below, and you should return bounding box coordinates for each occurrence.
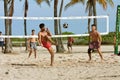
[0,41,4,47]
[30,42,37,50]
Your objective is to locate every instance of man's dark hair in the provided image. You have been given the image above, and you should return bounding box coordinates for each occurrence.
[0,31,2,33]
[39,23,45,29]
[91,24,96,27]
[32,29,35,32]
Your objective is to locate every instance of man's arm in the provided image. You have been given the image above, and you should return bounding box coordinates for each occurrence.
[38,32,42,46]
[89,32,92,42]
[46,28,52,36]
[97,32,102,43]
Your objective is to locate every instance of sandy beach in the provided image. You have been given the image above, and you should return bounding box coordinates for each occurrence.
[0,45,120,80]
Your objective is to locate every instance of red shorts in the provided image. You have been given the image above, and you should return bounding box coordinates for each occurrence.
[42,41,51,49]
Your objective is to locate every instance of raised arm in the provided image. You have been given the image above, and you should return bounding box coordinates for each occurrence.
[46,28,52,36]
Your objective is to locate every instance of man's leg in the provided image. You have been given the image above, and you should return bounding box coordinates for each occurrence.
[2,46,4,50]
[97,48,104,61]
[2,43,4,51]
[48,47,54,66]
[28,49,32,58]
[67,45,70,52]
[71,45,73,52]
[34,49,37,58]
[88,48,92,61]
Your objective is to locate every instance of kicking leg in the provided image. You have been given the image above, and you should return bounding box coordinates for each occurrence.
[48,47,54,66]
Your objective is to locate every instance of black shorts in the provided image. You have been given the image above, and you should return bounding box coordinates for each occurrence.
[0,41,4,47]
[67,42,72,47]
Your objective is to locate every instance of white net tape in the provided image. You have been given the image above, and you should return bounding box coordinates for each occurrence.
[0,15,109,38]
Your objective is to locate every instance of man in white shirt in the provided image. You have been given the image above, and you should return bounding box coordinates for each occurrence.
[0,31,4,51]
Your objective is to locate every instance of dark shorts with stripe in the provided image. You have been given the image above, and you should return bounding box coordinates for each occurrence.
[89,41,100,49]
[67,42,72,47]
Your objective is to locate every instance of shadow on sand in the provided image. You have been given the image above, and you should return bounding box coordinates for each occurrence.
[11,63,38,66]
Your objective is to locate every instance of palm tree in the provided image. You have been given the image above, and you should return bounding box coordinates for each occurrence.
[65,0,84,9]
[54,0,60,52]
[54,0,66,53]
[4,0,14,53]
[24,0,28,50]
[36,0,51,6]
[86,0,114,43]
[58,0,65,52]
[65,0,114,43]
[91,0,114,26]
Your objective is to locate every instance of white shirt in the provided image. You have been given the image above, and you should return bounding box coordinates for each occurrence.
[0,35,4,41]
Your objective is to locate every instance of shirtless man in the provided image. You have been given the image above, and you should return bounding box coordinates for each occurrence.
[28,29,37,58]
[67,37,74,53]
[88,24,104,62]
[38,23,55,66]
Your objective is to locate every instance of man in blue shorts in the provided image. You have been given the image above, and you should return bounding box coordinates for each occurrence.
[28,29,37,58]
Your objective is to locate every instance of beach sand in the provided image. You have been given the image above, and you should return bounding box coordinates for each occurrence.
[0,45,120,80]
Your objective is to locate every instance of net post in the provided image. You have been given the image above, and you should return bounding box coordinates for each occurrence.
[115,5,120,55]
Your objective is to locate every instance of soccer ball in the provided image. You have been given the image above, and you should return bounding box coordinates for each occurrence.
[63,23,68,28]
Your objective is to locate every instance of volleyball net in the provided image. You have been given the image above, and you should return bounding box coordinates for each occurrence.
[0,15,109,38]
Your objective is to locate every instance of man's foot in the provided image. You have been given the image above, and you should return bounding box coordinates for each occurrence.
[50,64,53,66]
[100,59,105,63]
[67,51,70,53]
[87,59,92,63]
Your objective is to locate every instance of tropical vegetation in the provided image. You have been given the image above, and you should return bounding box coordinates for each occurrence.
[1,0,114,53]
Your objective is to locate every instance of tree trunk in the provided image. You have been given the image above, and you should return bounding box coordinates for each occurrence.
[9,0,14,50]
[54,0,59,52]
[24,19,28,50]
[58,0,65,52]
[4,0,12,53]
[92,0,97,27]
[54,0,64,53]
[88,6,92,43]
[24,0,28,50]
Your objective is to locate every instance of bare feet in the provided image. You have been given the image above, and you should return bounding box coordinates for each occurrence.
[87,59,93,63]
[100,59,105,63]
[50,64,53,66]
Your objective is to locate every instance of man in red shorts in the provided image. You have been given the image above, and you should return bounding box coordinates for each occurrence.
[38,23,56,66]
[67,37,74,53]
[88,24,104,62]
